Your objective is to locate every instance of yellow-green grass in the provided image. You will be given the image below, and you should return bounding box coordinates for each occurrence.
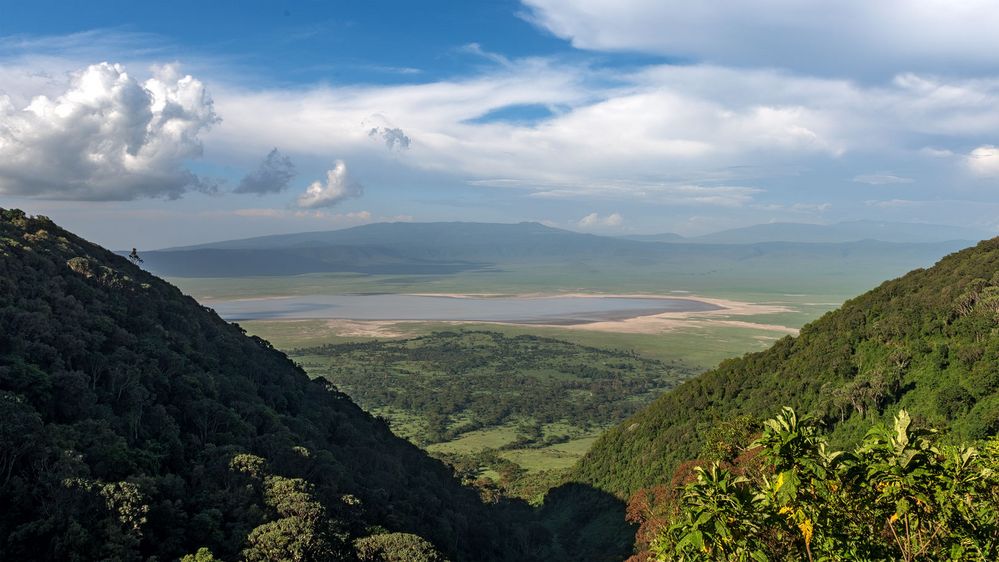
[243,318,791,370]
[426,425,522,455]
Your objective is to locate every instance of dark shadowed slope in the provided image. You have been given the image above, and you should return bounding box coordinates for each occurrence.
[572,237,999,498]
[0,209,574,561]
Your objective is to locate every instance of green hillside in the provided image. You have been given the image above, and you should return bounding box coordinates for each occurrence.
[0,209,571,561]
[572,237,999,498]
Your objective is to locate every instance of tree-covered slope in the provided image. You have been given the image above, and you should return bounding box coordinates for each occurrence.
[0,209,549,561]
[572,237,999,498]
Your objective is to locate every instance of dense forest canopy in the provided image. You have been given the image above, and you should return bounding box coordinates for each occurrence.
[1,208,600,561]
[573,236,999,498]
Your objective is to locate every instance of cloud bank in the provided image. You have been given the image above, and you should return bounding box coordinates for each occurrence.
[0,62,218,200]
[521,0,999,77]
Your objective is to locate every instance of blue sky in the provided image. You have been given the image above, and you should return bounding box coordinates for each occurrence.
[2,0,999,248]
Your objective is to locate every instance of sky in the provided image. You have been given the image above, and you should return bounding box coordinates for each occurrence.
[2,0,999,248]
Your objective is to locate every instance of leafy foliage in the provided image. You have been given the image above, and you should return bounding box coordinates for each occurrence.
[642,408,999,561]
[574,237,999,497]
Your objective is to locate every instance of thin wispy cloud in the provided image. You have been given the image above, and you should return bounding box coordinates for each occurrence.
[853,174,913,186]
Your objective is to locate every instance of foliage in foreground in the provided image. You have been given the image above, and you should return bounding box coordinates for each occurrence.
[641,408,999,561]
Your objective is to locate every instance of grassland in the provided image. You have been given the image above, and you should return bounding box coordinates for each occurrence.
[289,331,695,473]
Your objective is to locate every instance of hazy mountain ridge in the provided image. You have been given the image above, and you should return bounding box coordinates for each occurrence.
[138,221,973,280]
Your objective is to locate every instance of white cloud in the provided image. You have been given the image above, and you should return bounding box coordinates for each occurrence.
[852,174,913,185]
[520,0,999,77]
[296,160,363,208]
[577,212,623,228]
[865,199,920,208]
[368,127,411,150]
[920,147,955,158]
[967,145,999,177]
[7,38,999,216]
[0,62,218,200]
[205,60,999,206]
[235,148,296,194]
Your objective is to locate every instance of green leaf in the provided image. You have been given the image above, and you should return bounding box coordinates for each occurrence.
[894,410,911,451]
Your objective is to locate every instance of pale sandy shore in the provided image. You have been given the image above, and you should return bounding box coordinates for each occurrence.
[537,295,799,335]
[295,292,801,337]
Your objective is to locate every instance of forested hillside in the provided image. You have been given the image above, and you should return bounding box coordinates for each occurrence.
[0,209,570,561]
[573,237,999,498]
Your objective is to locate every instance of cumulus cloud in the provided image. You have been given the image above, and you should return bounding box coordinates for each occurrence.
[967,146,999,177]
[368,126,411,150]
[0,62,219,200]
[577,212,623,228]
[296,160,363,208]
[235,148,296,194]
[853,174,913,185]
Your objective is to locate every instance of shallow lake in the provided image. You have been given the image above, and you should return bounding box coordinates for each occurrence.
[207,294,721,325]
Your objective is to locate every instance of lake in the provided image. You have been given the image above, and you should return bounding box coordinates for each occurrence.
[207,294,721,324]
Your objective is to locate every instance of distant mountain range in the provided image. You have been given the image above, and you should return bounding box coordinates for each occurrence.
[138,221,979,281]
[621,220,990,245]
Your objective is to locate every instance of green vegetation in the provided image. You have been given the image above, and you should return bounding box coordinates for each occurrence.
[244,317,806,373]
[7,208,993,561]
[3,209,634,561]
[574,237,999,499]
[632,408,999,561]
[292,330,694,445]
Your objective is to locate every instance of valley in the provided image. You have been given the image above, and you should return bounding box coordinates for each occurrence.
[144,223,970,491]
[7,4,999,559]
[4,212,997,561]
